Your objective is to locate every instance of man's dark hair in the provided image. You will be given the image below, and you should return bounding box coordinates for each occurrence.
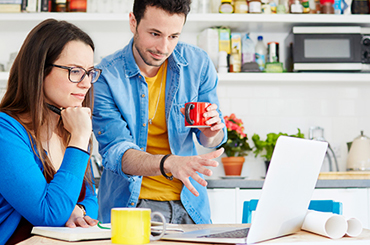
[133,0,191,26]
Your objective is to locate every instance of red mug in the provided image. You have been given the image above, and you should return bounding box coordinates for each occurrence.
[185,102,211,128]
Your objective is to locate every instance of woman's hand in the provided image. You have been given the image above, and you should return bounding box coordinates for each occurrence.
[65,205,98,228]
[61,107,92,151]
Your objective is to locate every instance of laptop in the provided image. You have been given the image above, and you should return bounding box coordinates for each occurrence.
[162,136,328,244]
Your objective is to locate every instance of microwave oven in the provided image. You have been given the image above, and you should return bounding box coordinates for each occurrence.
[285,26,370,72]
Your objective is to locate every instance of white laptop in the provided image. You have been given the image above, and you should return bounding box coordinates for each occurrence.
[162,136,328,244]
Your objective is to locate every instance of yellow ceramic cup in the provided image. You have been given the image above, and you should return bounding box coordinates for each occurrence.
[111,208,166,244]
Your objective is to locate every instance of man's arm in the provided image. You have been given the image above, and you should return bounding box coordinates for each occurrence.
[199,130,225,148]
[121,148,224,197]
[193,50,227,148]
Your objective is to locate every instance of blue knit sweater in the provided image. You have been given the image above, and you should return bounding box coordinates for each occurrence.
[0,112,98,244]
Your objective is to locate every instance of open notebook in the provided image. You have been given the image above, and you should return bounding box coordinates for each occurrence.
[31,225,111,242]
[31,221,182,242]
[163,136,328,244]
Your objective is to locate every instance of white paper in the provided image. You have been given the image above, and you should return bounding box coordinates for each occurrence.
[302,210,363,239]
[301,210,347,239]
[346,217,363,237]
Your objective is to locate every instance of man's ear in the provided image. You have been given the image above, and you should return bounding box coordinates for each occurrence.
[129,12,137,34]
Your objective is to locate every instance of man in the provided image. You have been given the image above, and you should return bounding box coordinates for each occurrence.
[93,0,227,224]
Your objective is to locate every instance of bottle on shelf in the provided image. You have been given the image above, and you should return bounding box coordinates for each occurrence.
[276,0,287,13]
[262,0,272,13]
[229,46,241,73]
[55,0,67,12]
[270,0,278,13]
[265,42,283,73]
[255,36,267,71]
[249,0,262,13]
[68,0,87,12]
[320,0,334,13]
[289,0,304,13]
[241,33,255,65]
[219,0,234,13]
[308,0,319,12]
[302,0,311,12]
[333,0,341,13]
[218,51,228,73]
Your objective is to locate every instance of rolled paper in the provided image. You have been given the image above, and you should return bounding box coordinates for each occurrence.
[302,210,347,239]
[346,217,363,237]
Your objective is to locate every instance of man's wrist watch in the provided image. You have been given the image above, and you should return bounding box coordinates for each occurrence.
[77,204,86,217]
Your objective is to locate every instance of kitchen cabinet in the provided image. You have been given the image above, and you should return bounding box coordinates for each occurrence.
[1,13,370,87]
[208,187,370,229]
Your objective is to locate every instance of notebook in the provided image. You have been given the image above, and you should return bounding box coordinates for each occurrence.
[162,136,328,244]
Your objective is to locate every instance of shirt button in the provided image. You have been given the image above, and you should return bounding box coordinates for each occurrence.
[139,75,142,79]
[98,131,101,135]
[131,202,135,206]
[141,94,145,98]
[143,123,146,127]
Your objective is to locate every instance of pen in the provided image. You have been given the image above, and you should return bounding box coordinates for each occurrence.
[46,103,62,116]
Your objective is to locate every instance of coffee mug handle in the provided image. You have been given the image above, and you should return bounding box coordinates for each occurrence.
[185,103,195,125]
[150,212,167,241]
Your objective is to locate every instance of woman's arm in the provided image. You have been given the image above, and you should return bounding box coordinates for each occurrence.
[0,116,90,226]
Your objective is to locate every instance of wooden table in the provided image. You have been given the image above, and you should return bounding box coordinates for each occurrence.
[18,224,370,244]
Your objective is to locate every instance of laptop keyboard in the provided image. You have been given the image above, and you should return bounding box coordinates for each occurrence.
[198,228,250,238]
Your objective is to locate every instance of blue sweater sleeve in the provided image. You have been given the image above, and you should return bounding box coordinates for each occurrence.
[0,114,94,226]
[78,162,98,219]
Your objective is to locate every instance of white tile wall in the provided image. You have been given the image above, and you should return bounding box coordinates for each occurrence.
[200,81,370,179]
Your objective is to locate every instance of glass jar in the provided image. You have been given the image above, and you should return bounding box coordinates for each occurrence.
[234,0,249,13]
[249,0,262,13]
[320,0,334,13]
[219,0,234,13]
[290,0,303,13]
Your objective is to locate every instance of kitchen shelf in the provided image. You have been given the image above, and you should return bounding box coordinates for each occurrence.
[1,13,370,32]
[218,72,370,83]
[1,71,369,85]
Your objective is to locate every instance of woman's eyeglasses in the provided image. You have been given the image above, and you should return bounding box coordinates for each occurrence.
[50,64,102,84]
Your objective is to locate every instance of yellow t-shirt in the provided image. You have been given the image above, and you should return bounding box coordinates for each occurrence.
[139,61,183,201]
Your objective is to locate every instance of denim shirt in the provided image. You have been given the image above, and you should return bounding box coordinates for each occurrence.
[92,38,227,224]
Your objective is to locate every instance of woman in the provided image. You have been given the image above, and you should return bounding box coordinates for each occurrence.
[0,19,100,244]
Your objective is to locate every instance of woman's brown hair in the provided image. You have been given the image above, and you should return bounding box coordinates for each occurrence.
[0,18,95,190]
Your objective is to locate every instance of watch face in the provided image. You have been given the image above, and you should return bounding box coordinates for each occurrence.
[77,204,86,216]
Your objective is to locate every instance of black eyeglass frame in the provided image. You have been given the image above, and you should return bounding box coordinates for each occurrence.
[49,64,102,84]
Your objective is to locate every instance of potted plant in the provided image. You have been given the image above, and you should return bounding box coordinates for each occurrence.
[251,129,304,173]
[218,113,252,176]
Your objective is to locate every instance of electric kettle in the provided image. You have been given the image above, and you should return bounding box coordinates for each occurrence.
[346,131,370,171]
